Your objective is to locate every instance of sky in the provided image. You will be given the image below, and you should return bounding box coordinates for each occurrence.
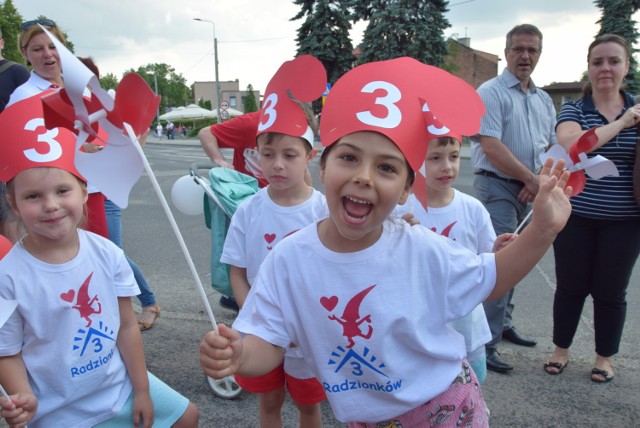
[13,0,640,96]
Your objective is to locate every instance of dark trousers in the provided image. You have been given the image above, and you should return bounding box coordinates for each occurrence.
[552,214,640,357]
[474,174,529,349]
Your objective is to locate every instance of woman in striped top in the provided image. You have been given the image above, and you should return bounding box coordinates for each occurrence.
[545,34,640,383]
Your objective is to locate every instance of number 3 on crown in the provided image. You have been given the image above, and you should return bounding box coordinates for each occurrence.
[22,118,63,163]
[356,81,402,129]
[258,93,278,131]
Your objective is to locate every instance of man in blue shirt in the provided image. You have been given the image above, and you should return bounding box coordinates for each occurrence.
[471,23,557,373]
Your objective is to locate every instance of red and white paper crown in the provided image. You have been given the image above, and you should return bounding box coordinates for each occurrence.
[320,57,484,172]
[257,55,327,147]
[0,93,84,182]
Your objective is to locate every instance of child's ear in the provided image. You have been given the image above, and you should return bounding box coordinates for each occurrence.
[307,148,318,164]
[397,182,411,205]
[82,185,89,204]
[6,193,18,216]
[319,164,326,185]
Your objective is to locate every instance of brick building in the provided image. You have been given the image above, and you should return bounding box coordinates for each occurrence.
[540,81,584,113]
[445,37,500,89]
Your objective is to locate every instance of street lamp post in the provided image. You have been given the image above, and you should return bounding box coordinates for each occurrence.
[193,18,222,121]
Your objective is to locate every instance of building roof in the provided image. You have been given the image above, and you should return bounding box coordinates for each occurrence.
[448,38,500,63]
[541,81,584,91]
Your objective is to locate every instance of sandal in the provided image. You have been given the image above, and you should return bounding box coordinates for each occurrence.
[544,360,569,375]
[138,304,160,331]
[591,368,614,383]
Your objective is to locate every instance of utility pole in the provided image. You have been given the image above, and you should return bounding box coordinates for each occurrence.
[194,18,222,121]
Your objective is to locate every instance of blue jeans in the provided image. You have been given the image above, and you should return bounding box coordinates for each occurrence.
[104,199,156,307]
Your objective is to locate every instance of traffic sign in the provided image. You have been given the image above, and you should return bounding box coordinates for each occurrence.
[220,110,230,120]
[220,101,229,110]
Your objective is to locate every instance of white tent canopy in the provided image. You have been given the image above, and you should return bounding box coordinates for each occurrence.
[159,104,245,121]
[210,107,244,118]
[159,104,215,121]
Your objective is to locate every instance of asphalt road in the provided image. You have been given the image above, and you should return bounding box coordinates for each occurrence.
[6,139,636,427]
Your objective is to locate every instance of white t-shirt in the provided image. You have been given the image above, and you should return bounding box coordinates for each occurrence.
[395,190,494,352]
[222,186,328,377]
[6,71,53,107]
[233,219,496,423]
[0,230,139,428]
[221,187,329,286]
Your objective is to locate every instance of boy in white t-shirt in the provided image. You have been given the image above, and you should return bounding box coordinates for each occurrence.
[395,136,515,383]
[220,55,328,428]
[200,57,572,426]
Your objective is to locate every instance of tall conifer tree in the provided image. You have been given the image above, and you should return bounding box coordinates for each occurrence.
[292,0,356,84]
[352,0,451,66]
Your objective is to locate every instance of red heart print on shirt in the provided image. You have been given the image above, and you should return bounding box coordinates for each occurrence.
[60,289,75,302]
[321,296,339,311]
[264,233,277,250]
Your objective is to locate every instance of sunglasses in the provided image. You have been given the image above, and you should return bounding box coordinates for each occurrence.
[19,19,56,31]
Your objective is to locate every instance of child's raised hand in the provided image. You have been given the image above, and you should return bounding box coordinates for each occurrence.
[531,158,572,235]
[1,392,37,428]
[401,212,420,227]
[493,233,517,252]
[199,324,243,380]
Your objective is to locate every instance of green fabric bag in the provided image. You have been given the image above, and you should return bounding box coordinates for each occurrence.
[203,168,258,297]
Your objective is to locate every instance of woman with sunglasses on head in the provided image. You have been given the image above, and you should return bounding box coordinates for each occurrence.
[7,19,64,105]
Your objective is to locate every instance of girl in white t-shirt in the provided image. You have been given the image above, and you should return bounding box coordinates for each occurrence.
[0,96,199,428]
[200,57,572,426]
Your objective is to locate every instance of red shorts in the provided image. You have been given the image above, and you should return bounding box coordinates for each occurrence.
[235,364,326,406]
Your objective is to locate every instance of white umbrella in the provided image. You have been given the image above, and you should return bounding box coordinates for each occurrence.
[211,107,244,118]
[159,104,216,121]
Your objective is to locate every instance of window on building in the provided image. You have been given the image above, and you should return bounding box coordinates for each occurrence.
[230,96,237,107]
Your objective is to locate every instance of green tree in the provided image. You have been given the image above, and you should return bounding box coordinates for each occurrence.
[1,0,25,63]
[243,83,259,112]
[442,37,462,74]
[291,0,355,85]
[198,97,212,111]
[594,0,640,92]
[130,63,190,114]
[352,0,451,67]
[1,6,75,61]
[99,72,119,91]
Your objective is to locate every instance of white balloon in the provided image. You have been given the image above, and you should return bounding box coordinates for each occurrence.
[171,175,206,215]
